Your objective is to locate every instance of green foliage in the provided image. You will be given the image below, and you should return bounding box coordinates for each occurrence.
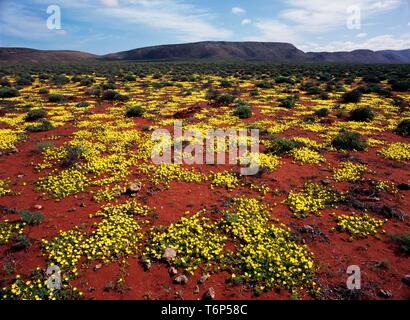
[26,120,53,132]
[331,131,368,151]
[267,135,305,155]
[234,104,252,119]
[48,94,66,103]
[392,233,410,255]
[0,86,20,98]
[102,90,129,101]
[217,93,235,104]
[19,210,44,226]
[279,95,298,109]
[349,107,375,122]
[314,108,329,117]
[25,108,47,121]
[342,89,362,103]
[75,101,90,108]
[395,119,410,137]
[125,105,144,117]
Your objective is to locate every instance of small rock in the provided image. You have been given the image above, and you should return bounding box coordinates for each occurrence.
[203,287,216,300]
[0,152,3,156]
[143,260,152,271]
[198,274,210,284]
[194,285,200,294]
[162,248,177,262]
[321,179,331,186]
[68,207,76,213]
[17,175,24,179]
[368,197,380,202]
[128,182,141,193]
[301,225,314,234]
[79,202,86,208]
[173,275,188,285]
[175,291,184,300]
[398,183,410,191]
[94,263,102,271]
[168,267,178,276]
[377,289,392,298]
[402,275,410,287]
[33,204,43,210]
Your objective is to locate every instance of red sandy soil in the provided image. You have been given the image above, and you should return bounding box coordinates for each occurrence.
[0,97,409,301]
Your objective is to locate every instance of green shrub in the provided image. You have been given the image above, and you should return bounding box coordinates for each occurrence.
[234,104,252,119]
[34,141,55,153]
[392,81,410,92]
[12,235,30,250]
[51,74,70,86]
[0,87,20,98]
[48,94,66,103]
[124,73,136,81]
[314,108,329,117]
[205,88,219,101]
[267,135,304,155]
[126,105,144,117]
[61,146,84,168]
[395,119,410,136]
[26,120,53,132]
[250,89,259,97]
[256,81,273,89]
[102,90,129,101]
[38,88,49,94]
[25,108,47,121]
[220,79,232,88]
[349,107,375,122]
[217,93,235,105]
[331,131,368,151]
[75,101,90,108]
[279,95,298,109]
[392,233,410,255]
[342,89,362,103]
[19,210,44,225]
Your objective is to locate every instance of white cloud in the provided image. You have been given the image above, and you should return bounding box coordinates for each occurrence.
[232,7,246,15]
[100,0,119,7]
[303,33,410,51]
[241,19,252,26]
[247,0,404,51]
[0,2,68,41]
[280,0,401,33]
[246,20,302,43]
[97,1,232,42]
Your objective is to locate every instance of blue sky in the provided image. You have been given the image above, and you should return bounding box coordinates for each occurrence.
[0,0,410,54]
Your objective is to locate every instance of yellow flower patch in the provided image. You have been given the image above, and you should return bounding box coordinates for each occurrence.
[210,171,240,190]
[291,147,325,165]
[43,201,150,274]
[0,179,12,197]
[223,197,317,292]
[143,211,227,275]
[379,142,410,161]
[286,183,343,217]
[335,213,386,239]
[333,161,367,182]
[0,220,25,245]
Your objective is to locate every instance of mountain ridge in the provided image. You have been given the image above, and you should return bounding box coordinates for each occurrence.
[1,41,410,64]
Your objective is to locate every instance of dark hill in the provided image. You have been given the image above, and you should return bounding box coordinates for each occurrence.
[102,41,307,61]
[0,48,97,63]
[1,42,410,64]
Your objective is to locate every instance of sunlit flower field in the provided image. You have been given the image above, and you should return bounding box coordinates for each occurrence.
[0,62,409,300]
